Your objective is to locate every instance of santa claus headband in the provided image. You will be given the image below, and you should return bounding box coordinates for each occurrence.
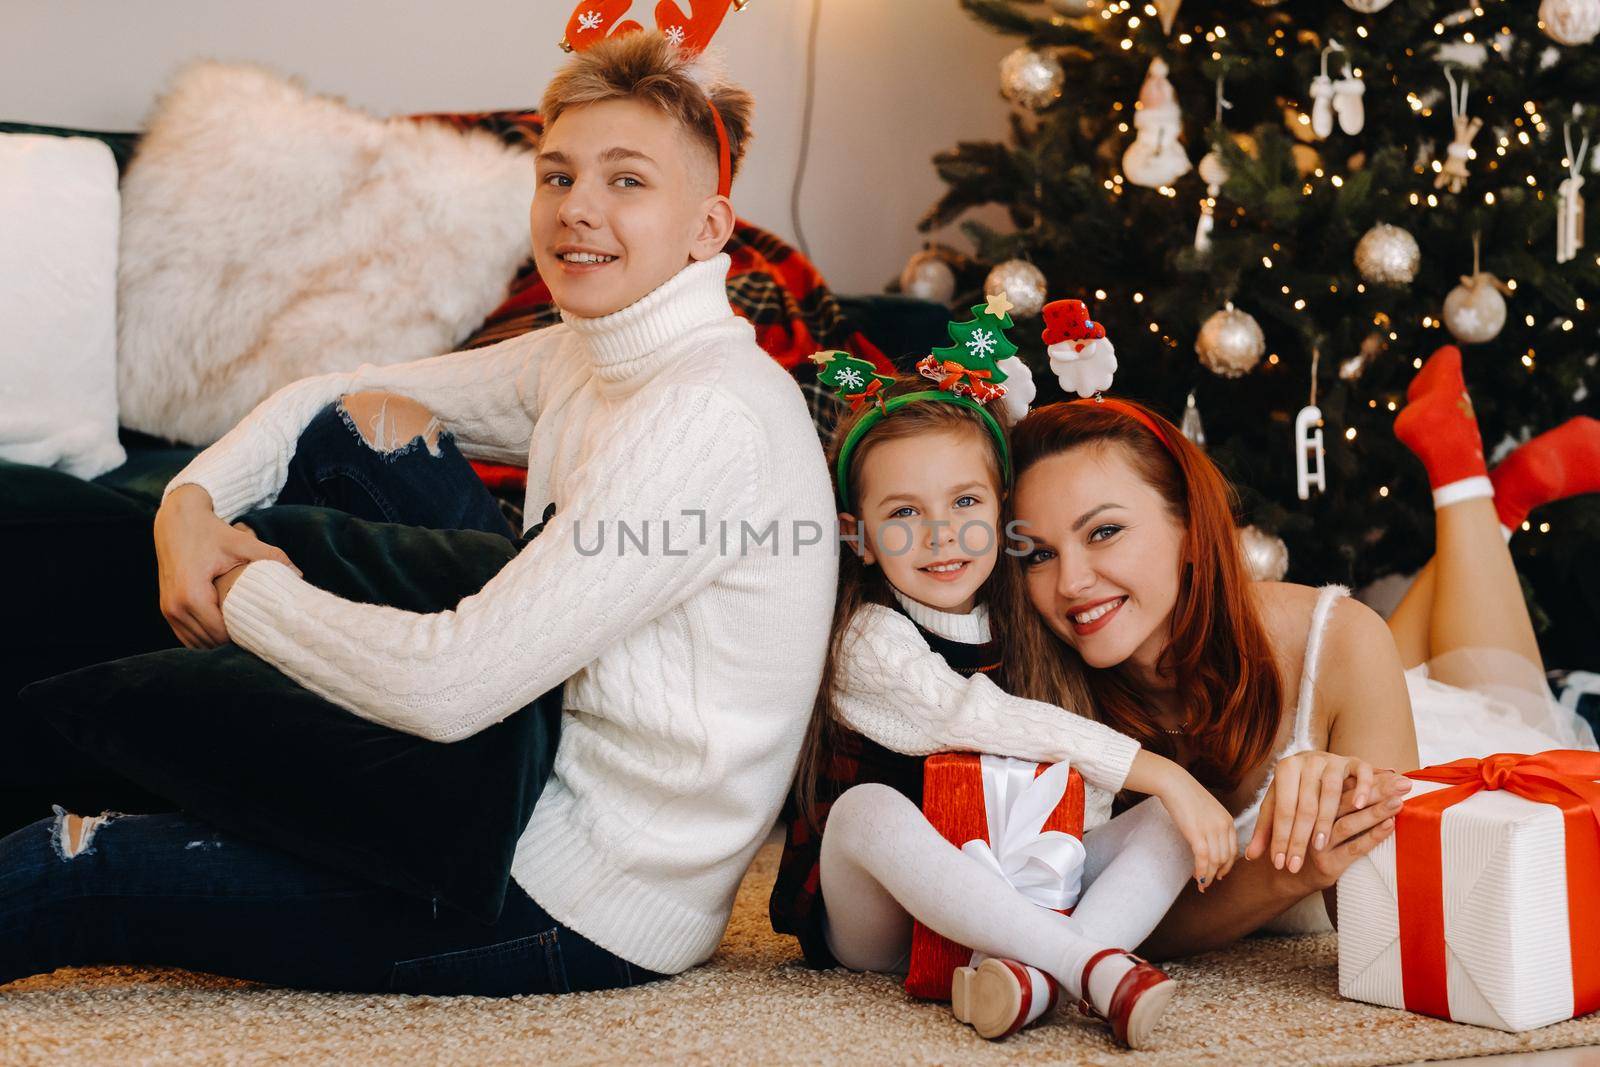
[560,1,750,198]
[1041,298,1176,451]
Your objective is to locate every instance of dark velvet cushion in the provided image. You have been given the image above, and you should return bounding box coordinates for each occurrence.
[19,504,560,924]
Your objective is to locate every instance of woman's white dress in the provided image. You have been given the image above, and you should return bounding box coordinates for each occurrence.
[1234,585,1597,934]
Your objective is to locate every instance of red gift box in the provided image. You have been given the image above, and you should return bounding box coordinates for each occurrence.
[904,753,1086,1001]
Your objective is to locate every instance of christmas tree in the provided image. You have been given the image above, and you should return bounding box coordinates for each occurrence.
[916,0,1600,664]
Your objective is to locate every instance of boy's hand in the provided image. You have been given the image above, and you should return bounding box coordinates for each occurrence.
[213,553,253,608]
[155,488,300,649]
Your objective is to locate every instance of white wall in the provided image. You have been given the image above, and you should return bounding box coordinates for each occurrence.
[3,0,1017,294]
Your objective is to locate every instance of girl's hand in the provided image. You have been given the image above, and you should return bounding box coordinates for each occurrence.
[1127,751,1238,890]
[1245,751,1380,874]
[1154,765,1239,890]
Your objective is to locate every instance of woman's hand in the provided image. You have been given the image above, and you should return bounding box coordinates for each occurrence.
[1281,770,1412,893]
[1245,751,1385,874]
[1130,751,1239,890]
[154,486,299,649]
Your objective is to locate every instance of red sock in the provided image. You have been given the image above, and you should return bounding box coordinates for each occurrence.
[1393,345,1490,507]
[1406,342,1465,403]
[1490,417,1600,531]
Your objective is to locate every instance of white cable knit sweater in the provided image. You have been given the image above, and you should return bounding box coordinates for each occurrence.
[834,589,1142,826]
[163,255,838,973]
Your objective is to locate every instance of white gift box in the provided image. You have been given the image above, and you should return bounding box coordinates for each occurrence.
[1337,768,1599,1032]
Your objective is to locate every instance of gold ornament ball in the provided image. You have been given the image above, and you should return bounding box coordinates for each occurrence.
[1355,224,1421,286]
[899,250,957,305]
[999,47,1065,111]
[1196,305,1266,377]
[1291,143,1322,177]
[1239,525,1290,582]
[1047,0,1096,15]
[1540,0,1600,45]
[1443,274,1508,344]
[984,260,1049,319]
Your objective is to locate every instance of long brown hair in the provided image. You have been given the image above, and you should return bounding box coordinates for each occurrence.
[792,377,1013,831]
[1003,400,1282,792]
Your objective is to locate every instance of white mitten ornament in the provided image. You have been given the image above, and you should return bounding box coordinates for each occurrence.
[1042,299,1118,398]
[1310,74,1336,140]
[1309,40,1361,140]
[1333,73,1365,135]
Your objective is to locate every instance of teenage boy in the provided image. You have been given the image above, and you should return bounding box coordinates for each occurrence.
[7,33,836,994]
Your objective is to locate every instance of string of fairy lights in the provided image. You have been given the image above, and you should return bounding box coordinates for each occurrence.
[1045,0,1595,525]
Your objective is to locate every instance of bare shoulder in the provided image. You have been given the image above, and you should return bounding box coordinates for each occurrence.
[1248,582,1320,656]
[1319,594,1399,661]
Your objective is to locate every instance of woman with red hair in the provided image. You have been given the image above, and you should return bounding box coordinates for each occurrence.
[1005,344,1597,953]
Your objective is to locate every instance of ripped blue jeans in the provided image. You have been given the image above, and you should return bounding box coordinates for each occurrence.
[0,808,660,994]
[278,397,521,539]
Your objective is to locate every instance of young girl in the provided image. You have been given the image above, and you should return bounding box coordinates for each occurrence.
[770,363,1238,1049]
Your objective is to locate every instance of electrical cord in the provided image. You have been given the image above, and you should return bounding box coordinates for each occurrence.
[790,0,822,258]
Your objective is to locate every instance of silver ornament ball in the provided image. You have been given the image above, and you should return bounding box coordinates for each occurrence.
[1047,0,1096,15]
[1443,274,1508,344]
[899,251,957,305]
[1343,0,1395,11]
[1198,150,1230,187]
[1196,305,1266,378]
[1540,0,1600,45]
[1355,224,1421,286]
[1239,525,1290,582]
[984,260,1049,319]
[999,47,1065,111]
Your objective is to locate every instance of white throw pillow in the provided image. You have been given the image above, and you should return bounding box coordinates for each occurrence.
[0,134,125,479]
[117,62,538,445]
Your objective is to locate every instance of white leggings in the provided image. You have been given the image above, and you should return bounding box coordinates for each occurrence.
[818,783,1193,998]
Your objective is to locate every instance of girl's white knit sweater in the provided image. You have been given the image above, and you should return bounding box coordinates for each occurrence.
[834,588,1142,826]
[163,255,839,973]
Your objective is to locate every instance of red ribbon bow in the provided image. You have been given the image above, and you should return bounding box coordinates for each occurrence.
[844,377,888,414]
[1395,750,1600,1021]
[918,356,1006,405]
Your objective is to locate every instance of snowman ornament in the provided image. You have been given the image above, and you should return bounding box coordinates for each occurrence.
[1123,58,1193,187]
[1043,299,1118,398]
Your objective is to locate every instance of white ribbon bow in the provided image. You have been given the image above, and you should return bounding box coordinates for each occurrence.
[960,755,1087,912]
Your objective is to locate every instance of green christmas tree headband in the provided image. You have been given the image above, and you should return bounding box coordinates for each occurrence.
[812,292,1021,512]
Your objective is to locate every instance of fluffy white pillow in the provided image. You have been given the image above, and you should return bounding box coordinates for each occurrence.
[0,134,125,479]
[117,62,538,445]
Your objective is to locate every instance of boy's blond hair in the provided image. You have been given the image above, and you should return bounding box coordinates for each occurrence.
[541,33,754,187]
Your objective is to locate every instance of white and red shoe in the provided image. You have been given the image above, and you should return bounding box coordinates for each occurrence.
[1077,948,1178,1050]
[950,957,1061,1041]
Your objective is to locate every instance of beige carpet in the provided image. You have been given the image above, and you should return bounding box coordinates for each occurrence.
[4,843,1599,1067]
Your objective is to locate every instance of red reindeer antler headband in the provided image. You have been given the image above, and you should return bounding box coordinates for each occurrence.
[560,0,751,198]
